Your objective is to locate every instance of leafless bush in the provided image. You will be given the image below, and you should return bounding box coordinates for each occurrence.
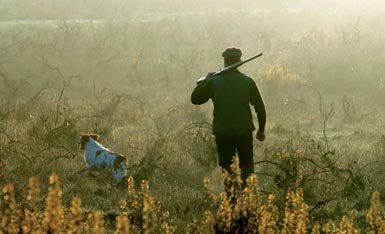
[178,122,217,169]
[255,137,370,223]
[342,96,356,123]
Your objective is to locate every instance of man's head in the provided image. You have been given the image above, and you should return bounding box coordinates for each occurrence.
[222,47,242,67]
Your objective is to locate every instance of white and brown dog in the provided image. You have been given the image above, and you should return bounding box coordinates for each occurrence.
[79,133,127,183]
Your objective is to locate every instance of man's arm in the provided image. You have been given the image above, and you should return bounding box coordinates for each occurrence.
[249,79,266,134]
[191,73,213,105]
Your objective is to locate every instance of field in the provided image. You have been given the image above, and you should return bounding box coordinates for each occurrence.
[1,3,385,233]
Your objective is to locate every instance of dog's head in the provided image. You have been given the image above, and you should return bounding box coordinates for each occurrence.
[79,133,100,150]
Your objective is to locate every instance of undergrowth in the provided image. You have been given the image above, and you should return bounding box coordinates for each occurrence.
[2,166,385,233]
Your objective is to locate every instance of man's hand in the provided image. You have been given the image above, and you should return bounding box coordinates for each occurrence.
[256,131,265,141]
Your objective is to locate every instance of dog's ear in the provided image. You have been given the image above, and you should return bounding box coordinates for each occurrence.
[79,134,89,150]
[80,133,89,141]
[89,134,100,142]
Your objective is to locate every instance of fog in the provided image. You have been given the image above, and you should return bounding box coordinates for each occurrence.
[1,0,385,20]
[1,0,385,232]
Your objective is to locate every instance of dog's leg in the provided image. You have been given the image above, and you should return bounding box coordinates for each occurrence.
[78,167,87,174]
[112,166,126,184]
[88,165,98,178]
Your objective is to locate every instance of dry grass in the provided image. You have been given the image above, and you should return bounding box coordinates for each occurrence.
[0,7,385,234]
[2,168,385,233]
[1,174,176,233]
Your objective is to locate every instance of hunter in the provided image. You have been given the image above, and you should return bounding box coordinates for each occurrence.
[191,47,266,184]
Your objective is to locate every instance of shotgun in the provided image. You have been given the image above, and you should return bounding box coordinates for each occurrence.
[196,52,263,84]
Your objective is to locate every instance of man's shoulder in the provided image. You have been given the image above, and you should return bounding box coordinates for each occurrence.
[216,70,252,78]
[236,72,256,84]
[239,72,253,79]
[212,71,254,84]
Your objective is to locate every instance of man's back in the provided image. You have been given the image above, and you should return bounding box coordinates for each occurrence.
[210,70,255,135]
[191,70,266,136]
[191,69,266,136]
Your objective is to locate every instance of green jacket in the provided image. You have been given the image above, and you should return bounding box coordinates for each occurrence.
[191,69,266,136]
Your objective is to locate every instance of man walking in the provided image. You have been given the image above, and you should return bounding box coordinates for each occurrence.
[191,48,266,184]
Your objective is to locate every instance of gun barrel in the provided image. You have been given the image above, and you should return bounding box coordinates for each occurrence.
[196,52,263,84]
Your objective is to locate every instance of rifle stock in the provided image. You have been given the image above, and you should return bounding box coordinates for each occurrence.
[196,52,263,84]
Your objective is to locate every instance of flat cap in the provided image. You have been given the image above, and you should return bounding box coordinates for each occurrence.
[222,47,242,59]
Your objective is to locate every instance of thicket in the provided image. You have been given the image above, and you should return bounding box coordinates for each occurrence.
[2,169,385,233]
[1,9,385,232]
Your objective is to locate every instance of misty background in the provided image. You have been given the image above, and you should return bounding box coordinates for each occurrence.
[1,0,385,231]
[1,0,385,20]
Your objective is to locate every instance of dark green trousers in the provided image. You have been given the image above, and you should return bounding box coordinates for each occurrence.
[215,133,254,183]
